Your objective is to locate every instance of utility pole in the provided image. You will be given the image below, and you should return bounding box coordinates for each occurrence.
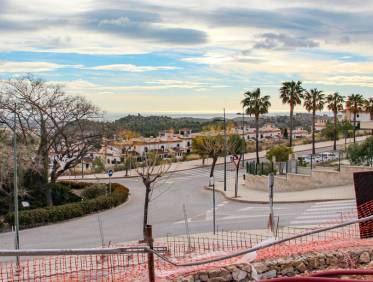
[223,108,227,192]
[13,105,20,267]
[242,106,245,168]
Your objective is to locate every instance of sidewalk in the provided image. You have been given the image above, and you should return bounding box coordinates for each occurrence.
[207,177,355,203]
[61,136,367,180]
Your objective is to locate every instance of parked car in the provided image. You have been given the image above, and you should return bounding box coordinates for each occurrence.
[298,155,311,165]
[321,152,338,161]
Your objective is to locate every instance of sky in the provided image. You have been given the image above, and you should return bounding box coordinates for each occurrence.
[0,0,373,116]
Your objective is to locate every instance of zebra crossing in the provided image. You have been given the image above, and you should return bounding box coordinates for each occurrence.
[164,168,237,183]
[288,200,357,227]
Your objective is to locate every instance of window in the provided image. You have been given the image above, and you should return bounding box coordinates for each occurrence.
[86,164,89,169]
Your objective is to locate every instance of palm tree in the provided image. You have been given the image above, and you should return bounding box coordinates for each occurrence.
[303,88,325,155]
[347,94,365,143]
[242,88,271,164]
[364,98,373,135]
[280,81,304,147]
[326,92,345,151]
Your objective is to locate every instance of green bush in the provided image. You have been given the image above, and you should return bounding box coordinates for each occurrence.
[81,184,107,199]
[266,145,293,163]
[5,183,129,229]
[52,183,81,205]
[58,181,93,190]
[347,136,373,165]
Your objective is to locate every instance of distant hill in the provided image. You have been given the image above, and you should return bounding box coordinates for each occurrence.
[107,113,328,137]
[113,114,206,137]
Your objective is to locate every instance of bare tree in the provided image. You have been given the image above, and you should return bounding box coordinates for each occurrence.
[135,152,171,238]
[0,76,102,206]
[50,120,102,184]
[0,133,37,213]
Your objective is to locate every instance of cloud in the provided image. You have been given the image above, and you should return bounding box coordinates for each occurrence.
[0,61,82,73]
[62,79,228,94]
[207,7,373,44]
[24,36,73,50]
[306,75,373,88]
[253,33,319,50]
[91,64,179,72]
[80,9,208,45]
[181,50,267,65]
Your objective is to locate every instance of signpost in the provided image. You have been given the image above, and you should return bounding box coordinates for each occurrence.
[268,173,275,236]
[231,155,240,197]
[108,169,113,195]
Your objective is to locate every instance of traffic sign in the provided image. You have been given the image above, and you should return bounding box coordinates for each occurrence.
[108,169,113,177]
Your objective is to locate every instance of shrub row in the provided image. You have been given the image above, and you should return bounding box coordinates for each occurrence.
[5,183,129,229]
[58,181,94,190]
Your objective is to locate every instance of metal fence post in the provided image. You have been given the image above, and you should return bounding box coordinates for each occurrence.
[145,225,155,282]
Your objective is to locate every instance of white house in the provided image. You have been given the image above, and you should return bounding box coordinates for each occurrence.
[292,127,309,139]
[234,123,282,140]
[345,99,373,129]
[131,129,193,159]
[315,119,328,132]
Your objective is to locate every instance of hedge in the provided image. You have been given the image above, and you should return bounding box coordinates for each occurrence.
[5,183,129,229]
[58,181,94,190]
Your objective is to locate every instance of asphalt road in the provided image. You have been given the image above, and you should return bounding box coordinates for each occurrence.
[0,144,357,251]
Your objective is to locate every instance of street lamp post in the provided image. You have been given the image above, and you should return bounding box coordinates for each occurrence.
[223,108,227,192]
[13,105,20,267]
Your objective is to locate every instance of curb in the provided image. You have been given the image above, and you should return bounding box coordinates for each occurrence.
[204,186,354,204]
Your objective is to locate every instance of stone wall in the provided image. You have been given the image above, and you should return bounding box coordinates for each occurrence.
[245,165,373,192]
[173,247,373,282]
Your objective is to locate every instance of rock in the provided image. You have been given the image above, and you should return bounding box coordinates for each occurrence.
[295,262,307,273]
[281,266,295,276]
[359,252,371,264]
[308,257,320,269]
[209,278,226,282]
[252,262,268,273]
[181,275,194,282]
[232,269,248,281]
[261,270,277,279]
[199,272,209,282]
[224,265,238,273]
[236,264,252,273]
[205,268,231,281]
[368,260,373,269]
[328,256,339,266]
[208,269,224,278]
